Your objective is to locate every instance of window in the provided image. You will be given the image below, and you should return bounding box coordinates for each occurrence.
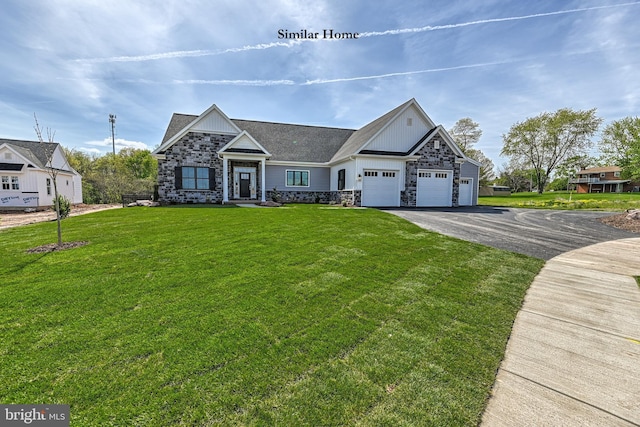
[419,172,431,178]
[382,171,396,178]
[286,170,309,187]
[614,171,621,177]
[46,178,51,195]
[1,176,8,190]
[600,173,606,178]
[9,176,19,190]
[176,166,213,190]
[338,169,345,190]
[364,171,377,177]
[435,172,448,179]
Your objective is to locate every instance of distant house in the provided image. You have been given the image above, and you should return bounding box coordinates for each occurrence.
[152,99,481,207]
[571,166,638,193]
[0,139,83,209]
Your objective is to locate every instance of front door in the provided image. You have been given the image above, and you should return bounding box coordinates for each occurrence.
[240,173,251,198]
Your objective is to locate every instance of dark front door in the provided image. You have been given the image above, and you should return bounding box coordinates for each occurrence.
[240,173,251,198]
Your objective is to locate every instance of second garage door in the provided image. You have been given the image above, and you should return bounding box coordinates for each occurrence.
[459,178,473,206]
[417,169,452,207]
[362,170,399,207]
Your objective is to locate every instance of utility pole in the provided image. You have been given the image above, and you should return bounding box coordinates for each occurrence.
[109,114,116,155]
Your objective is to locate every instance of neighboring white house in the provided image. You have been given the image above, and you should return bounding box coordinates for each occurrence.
[152,99,480,207]
[0,139,83,209]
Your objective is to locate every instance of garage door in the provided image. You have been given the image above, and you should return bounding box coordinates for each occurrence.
[417,170,452,207]
[459,178,473,206]
[362,170,399,207]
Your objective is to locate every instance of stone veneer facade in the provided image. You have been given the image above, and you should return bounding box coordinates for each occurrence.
[158,132,231,204]
[402,134,460,207]
[158,132,462,207]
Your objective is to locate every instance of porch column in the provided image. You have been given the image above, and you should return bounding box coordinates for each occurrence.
[261,158,266,202]
[223,156,229,203]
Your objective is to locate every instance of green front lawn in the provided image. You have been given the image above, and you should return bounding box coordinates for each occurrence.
[0,205,543,426]
[480,191,640,210]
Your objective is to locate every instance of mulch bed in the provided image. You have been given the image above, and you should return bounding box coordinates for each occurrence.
[598,213,640,233]
[26,241,89,254]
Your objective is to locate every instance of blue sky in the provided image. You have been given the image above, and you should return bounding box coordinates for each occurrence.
[1,0,639,168]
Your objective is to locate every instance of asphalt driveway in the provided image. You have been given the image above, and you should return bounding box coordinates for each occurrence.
[386,206,637,260]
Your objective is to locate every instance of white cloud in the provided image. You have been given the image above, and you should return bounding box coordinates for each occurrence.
[85,138,150,152]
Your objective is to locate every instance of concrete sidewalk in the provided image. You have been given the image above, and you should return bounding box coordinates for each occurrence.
[481,238,640,426]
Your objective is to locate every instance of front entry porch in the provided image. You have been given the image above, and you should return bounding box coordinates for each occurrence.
[221,157,266,203]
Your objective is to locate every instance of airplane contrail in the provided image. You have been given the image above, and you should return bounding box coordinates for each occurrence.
[77,41,301,63]
[358,2,640,37]
[172,79,296,86]
[75,2,638,63]
[302,60,514,85]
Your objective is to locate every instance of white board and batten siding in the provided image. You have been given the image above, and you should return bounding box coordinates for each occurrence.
[362,105,433,153]
[228,134,259,150]
[191,108,239,135]
[330,162,357,191]
[417,169,453,207]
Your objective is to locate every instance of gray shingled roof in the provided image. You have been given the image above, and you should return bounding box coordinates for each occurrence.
[231,119,354,163]
[0,138,59,169]
[161,113,197,144]
[159,100,425,163]
[160,113,356,163]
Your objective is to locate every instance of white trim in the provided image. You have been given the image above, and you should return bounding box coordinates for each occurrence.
[153,104,242,155]
[261,158,266,202]
[233,167,257,199]
[223,157,229,202]
[219,130,272,157]
[0,144,34,168]
[359,99,436,153]
[409,125,466,158]
[354,154,421,161]
[268,160,329,167]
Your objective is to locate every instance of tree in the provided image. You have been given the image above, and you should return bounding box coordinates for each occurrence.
[465,148,495,187]
[501,108,602,194]
[34,114,66,247]
[449,118,482,153]
[495,162,535,193]
[599,116,640,180]
[61,148,158,204]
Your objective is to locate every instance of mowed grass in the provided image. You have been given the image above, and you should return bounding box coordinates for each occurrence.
[0,205,543,426]
[479,191,640,210]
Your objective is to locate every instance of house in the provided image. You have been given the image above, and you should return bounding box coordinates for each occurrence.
[571,166,638,193]
[0,139,83,209]
[152,99,481,207]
